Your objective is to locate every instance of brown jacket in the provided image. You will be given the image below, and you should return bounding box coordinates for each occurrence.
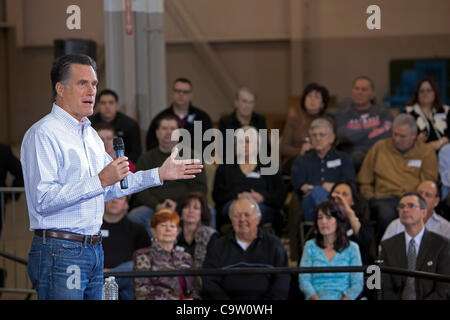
[357,138,438,199]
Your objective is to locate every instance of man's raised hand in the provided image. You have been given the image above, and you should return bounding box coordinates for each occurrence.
[158,147,203,182]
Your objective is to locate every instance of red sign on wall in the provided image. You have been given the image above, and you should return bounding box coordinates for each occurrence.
[125,0,133,35]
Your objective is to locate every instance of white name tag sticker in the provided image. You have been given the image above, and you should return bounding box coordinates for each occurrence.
[246,171,261,179]
[327,159,342,168]
[100,229,109,238]
[346,229,354,237]
[408,160,422,168]
[434,113,446,120]
[187,114,196,123]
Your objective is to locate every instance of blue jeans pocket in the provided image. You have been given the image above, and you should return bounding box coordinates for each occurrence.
[55,240,83,259]
[28,250,41,288]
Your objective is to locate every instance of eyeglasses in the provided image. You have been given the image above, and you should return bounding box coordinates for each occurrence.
[230,212,255,219]
[310,132,328,139]
[419,88,434,94]
[174,89,191,94]
[397,203,419,210]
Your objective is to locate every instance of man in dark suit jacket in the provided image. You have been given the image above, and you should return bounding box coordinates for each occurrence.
[380,192,450,300]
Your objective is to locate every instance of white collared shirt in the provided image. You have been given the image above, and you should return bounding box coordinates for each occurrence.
[381,212,450,242]
[404,227,425,255]
[21,104,162,235]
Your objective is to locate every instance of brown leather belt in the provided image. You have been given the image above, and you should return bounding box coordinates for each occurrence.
[35,229,101,245]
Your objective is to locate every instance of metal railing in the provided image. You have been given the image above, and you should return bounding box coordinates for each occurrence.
[105,263,450,300]
[1,186,449,300]
[0,187,35,298]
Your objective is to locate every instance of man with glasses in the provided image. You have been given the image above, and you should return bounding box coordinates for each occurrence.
[379,192,450,300]
[358,113,438,243]
[381,180,450,242]
[202,197,289,300]
[291,118,355,221]
[145,78,212,155]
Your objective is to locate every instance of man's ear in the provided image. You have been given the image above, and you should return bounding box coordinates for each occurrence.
[55,82,65,98]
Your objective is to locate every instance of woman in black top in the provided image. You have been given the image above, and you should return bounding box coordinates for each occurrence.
[176,192,218,269]
[213,126,286,232]
[329,181,374,265]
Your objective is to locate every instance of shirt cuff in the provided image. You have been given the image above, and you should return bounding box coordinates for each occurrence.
[144,168,163,187]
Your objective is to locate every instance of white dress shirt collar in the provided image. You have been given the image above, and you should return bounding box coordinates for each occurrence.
[404,226,425,254]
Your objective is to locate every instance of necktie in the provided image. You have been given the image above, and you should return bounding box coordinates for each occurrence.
[401,238,417,300]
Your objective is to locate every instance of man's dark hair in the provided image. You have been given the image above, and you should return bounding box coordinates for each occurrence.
[51,54,97,101]
[399,192,427,210]
[96,89,119,104]
[300,83,329,115]
[92,121,116,135]
[313,200,350,252]
[155,113,179,130]
[173,77,192,90]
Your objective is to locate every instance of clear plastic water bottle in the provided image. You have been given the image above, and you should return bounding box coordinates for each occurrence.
[102,276,119,300]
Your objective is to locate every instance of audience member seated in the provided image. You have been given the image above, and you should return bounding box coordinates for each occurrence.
[329,181,374,265]
[358,113,438,243]
[405,77,449,152]
[438,143,450,219]
[127,114,207,237]
[202,197,289,300]
[90,89,142,163]
[379,192,450,300]
[0,143,23,229]
[291,118,355,221]
[219,87,267,160]
[381,181,450,242]
[299,200,364,300]
[101,196,151,300]
[133,209,200,300]
[175,192,219,269]
[145,77,212,155]
[212,126,286,233]
[334,76,393,171]
[93,122,136,172]
[281,83,333,175]
[0,143,23,288]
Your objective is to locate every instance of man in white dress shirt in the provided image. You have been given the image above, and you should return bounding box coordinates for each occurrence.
[20,54,202,300]
[381,180,450,243]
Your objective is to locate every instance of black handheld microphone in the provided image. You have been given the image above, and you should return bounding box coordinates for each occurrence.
[113,137,128,189]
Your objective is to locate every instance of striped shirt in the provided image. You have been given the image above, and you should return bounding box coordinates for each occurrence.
[21,104,162,235]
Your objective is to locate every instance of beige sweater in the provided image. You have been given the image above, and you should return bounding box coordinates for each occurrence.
[357,138,438,199]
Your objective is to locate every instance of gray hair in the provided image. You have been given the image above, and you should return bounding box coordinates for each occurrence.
[309,118,334,135]
[393,113,418,135]
[228,196,261,219]
[235,87,256,101]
